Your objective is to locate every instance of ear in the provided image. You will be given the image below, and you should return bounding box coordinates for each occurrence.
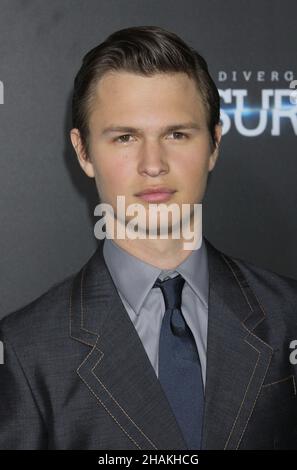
[208,123,222,172]
[70,128,95,178]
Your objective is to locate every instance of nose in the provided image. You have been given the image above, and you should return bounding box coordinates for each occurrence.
[137,139,169,177]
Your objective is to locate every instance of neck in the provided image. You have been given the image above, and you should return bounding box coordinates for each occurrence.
[108,212,201,270]
[112,237,194,270]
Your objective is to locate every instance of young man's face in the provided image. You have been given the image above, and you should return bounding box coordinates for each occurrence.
[71,71,222,230]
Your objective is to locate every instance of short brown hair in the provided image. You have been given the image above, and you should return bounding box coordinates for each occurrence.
[72,25,221,156]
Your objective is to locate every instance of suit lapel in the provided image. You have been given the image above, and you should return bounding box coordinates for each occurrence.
[69,236,274,450]
[201,238,273,449]
[69,239,188,450]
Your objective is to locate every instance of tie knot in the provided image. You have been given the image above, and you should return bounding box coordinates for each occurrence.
[153,274,185,310]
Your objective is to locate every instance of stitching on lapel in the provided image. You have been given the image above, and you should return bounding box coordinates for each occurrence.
[78,335,159,450]
[220,253,273,449]
[76,342,143,449]
[221,255,255,313]
[69,267,95,347]
[80,264,98,334]
[234,337,271,450]
[71,265,159,450]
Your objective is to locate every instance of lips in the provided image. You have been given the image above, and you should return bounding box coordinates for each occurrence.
[135,187,176,203]
[136,187,176,195]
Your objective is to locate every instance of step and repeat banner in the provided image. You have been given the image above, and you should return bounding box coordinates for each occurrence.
[0,0,296,316]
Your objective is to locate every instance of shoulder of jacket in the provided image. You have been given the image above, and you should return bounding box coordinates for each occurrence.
[226,253,297,323]
[0,271,77,343]
[229,254,297,289]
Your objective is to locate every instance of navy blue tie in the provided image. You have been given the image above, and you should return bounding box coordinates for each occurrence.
[153,274,204,449]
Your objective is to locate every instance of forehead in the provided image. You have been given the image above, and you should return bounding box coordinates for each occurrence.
[89,71,207,125]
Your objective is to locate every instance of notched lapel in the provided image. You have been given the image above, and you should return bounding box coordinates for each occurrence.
[69,240,188,450]
[69,237,274,450]
[202,239,274,450]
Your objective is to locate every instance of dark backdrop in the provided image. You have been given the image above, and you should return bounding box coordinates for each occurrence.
[0,0,296,318]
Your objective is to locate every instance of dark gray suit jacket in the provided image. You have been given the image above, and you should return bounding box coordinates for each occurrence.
[0,237,297,449]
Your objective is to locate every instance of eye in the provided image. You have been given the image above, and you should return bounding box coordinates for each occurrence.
[169,131,188,140]
[114,134,134,143]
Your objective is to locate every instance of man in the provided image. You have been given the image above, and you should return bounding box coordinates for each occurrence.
[0,26,297,450]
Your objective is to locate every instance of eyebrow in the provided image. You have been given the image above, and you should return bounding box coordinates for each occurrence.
[100,122,202,136]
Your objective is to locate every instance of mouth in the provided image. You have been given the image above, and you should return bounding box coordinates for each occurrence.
[134,187,177,203]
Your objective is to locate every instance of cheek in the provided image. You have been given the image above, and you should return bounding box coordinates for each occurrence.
[94,155,133,194]
[174,148,209,179]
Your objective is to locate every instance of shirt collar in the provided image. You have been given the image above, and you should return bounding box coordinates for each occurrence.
[103,236,209,316]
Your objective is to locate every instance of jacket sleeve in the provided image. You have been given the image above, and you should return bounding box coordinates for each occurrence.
[0,323,48,449]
